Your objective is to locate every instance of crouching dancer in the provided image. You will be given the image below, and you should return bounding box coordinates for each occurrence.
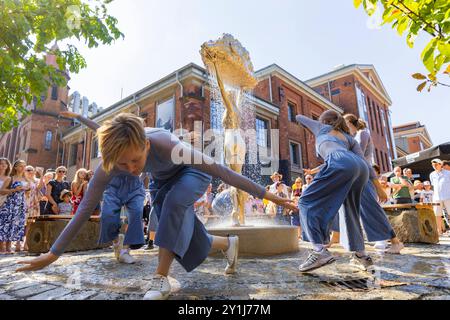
[17,113,296,300]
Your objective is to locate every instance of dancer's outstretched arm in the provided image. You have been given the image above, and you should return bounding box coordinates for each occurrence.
[295,115,325,136]
[152,131,298,212]
[17,164,115,272]
[60,111,100,131]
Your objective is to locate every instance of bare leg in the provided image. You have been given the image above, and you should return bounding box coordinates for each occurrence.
[324,231,340,248]
[155,247,175,277]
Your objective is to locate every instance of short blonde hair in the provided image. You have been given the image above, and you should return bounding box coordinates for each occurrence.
[97,113,146,173]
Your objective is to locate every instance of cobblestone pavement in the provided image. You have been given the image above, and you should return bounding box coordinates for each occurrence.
[1,236,449,300]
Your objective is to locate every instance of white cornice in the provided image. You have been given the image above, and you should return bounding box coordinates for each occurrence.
[305,65,392,106]
[256,64,343,114]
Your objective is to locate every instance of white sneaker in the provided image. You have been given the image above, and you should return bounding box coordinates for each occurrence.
[113,234,124,260]
[223,236,239,274]
[373,240,388,250]
[118,250,136,264]
[143,274,171,300]
[298,249,336,272]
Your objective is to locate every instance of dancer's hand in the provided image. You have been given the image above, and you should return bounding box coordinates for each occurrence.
[60,111,79,119]
[264,192,299,212]
[372,179,388,203]
[16,252,59,272]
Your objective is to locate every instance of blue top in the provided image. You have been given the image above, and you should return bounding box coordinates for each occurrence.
[296,115,376,179]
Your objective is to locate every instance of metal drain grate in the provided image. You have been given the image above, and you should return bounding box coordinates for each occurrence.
[320,278,373,291]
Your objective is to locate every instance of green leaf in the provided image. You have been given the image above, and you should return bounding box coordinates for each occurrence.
[421,39,438,73]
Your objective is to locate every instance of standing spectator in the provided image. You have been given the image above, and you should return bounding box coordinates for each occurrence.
[303,175,313,192]
[24,166,40,218]
[0,160,30,253]
[430,159,450,235]
[45,166,70,214]
[269,182,289,225]
[0,158,12,254]
[269,172,288,196]
[390,166,413,204]
[291,178,303,199]
[37,171,54,215]
[71,168,88,215]
[420,181,434,204]
[58,190,73,215]
[404,168,415,183]
[413,180,424,203]
[443,160,450,171]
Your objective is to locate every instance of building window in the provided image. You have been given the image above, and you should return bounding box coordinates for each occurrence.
[69,143,78,166]
[256,117,269,148]
[51,85,58,101]
[44,130,52,151]
[287,102,296,122]
[289,142,302,168]
[32,96,38,110]
[91,138,100,159]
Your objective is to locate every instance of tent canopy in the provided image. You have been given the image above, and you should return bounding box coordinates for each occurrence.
[392,142,450,180]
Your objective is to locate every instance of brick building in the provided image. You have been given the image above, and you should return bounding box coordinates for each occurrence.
[2,61,397,184]
[393,122,433,157]
[0,49,73,170]
[59,63,343,184]
[306,64,397,172]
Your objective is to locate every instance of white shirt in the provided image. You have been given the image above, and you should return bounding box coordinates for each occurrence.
[430,170,450,201]
[269,182,288,196]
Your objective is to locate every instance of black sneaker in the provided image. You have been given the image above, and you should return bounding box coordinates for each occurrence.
[145,240,154,250]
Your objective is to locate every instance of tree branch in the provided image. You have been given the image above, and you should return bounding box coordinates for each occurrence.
[394,0,444,39]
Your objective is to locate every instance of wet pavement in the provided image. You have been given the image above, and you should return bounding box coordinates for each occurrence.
[0,235,449,300]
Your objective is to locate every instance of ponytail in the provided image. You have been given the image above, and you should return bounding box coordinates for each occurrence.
[344,113,367,130]
[319,110,350,134]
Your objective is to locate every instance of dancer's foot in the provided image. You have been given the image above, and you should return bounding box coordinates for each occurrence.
[298,249,335,272]
[223,236,239,274]
[143,274,171,300]
[385,242,404,254]
[350,253,374,271]
[373,240,388,250]
[113,234,124,260]
[118,249,135,264]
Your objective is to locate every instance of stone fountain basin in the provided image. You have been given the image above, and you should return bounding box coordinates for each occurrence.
[207,225,299,257]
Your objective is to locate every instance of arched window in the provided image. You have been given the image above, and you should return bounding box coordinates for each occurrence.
[51,85,58,101]
[44,130,53,151]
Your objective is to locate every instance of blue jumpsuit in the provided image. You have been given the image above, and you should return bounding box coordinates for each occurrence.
[296,115,375,252]
[331,129,396,242]
[98,173,146,247]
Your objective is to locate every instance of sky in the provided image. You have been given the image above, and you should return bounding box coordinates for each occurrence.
[66,0,449,145]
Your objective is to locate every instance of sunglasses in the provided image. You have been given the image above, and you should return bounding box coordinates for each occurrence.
[57,170,66,173]
[25,169,34,172]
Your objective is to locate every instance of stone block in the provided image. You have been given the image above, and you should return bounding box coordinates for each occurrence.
[385,207,439,244]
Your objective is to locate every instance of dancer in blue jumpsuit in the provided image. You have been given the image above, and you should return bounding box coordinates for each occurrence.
[296,110,383,272]
[18,112,296,301]
[329,114,403,254]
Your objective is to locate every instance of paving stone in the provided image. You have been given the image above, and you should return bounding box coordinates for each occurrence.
[28,287,74,300]
[58,290,98,300]
[11,284,57,298]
